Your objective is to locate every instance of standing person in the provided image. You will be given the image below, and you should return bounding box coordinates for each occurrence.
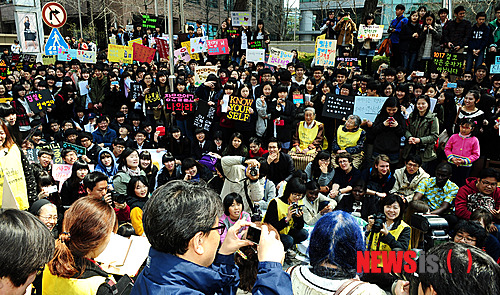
[89,64,108,113]
[11,40,21,54]
[320,11,337,40]
[400,11,422,73]
[358,14,378,74]
[466,12,490,72]
[488,6,500,66]
[334,12,357,55]
[388,4,408,67]
[253,20,270,52]
[418,12,442,72]
[443,6,471,80]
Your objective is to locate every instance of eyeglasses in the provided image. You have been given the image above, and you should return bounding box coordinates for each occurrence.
[39,215,58,222]
[480,180,497,188]
[210,224,226,235]
[455,233,476,244]
[291,193,304,200]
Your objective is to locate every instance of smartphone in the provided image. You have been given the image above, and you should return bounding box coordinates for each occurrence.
[246,226,261,244]
[55,81,63,88]
[45,185,58,194]
[447,82,457,88]
[344,17,349,21]
[111,81,119,86]
[388,117,394,122]
[156,126,165,137]
[416,71,425,77]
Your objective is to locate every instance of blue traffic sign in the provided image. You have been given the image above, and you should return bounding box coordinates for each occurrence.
[45,28,69,55]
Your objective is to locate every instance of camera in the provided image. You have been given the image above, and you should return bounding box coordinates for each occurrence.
[291,202,303,215]
[111,190,127,204]
[372,212,386,233]
[410,213,449,251]
[249,166,259,177]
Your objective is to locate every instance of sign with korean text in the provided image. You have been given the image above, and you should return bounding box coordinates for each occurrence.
[207,39,229,55]
[336,57,358,69]
[248,40,263,49]
[57,48,77,61]
[61,142,86,156]
[41,54,56,65]
[144,91,161,108]
[128,38,142,47]
[181,41,200,60]
[432,52,465,76]
[77,50,96,63]
[36,142,63,164]
[140,14,160,29]
[322,94,354,120]
[293,94,304,104]
[174,47,191,63]
[246,49,265,62]
[267,48,294,67]
[315,39,337,66]
[164,93,195,113]
[132,43,156,63]
[52,164,72,183]
[107,45,134,64]
[353,96,387,122]
[25,90,55,113]
[128,82,143,101]
[357,25,384,40]
[190,37,208,53]
[194,66,218,87]
[228,29,240,37]
[227,96,253,122]
[231,11,252,26]
[193,99,217,132]
[155,38,169,59]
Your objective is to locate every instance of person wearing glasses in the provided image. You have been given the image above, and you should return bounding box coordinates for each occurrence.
[455,168,500,235]
[390,154,429,202]
[29,199,58,238]
[452,220,487,247]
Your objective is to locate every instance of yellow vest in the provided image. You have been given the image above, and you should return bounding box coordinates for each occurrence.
[336,125,363,151]
[42,267,111,295]
[270,198,304,235]
[0,145,29,210]
[366,221,411,267]
[298,120,328,151]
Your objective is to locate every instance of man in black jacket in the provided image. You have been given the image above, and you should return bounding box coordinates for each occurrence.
[264,138,295,190]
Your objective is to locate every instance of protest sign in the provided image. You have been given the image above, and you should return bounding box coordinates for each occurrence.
[36,142,63,164]
[267,48,294,67]
[57,49,77,61]
[144,91,161,108]
[79,81,89,96]
[322,94,355,120]
[142,149,166,169]
[0,97,13,103]
[108,45,134,64]
[353,96,387,122]
[174,47,191,63]
[25,90,55,113]
[248,40,263,49]
[336,57,358,69]
[52,164,72,183]
[432,52,465,76]
[164,93,195,113]
[25,148,39,163]
[77,50,97,63]
[246,49,265,62]
[128,82,143,101]
[0,66,7,80]
[491,64,500,74]
[155,38,169,59]
[315,39,337,66]
[228,29,240,37]
[293,94,304,105]
[207,39,229,55]
[41,55,56,65]
[193,99,217,132]
[128,38,142,46]
[132,43,156,63]
[357,25,384,40]
[231,11,252,26]
[181,41,200,60]
[61,142,86,156]
[190,37,208,53]
[227,96,253,122]
[194,66,218,87]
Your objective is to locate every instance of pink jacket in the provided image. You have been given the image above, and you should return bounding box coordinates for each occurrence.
[218,211,251,243]
[444,134,480,167]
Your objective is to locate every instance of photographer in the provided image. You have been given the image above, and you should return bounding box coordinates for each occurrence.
[320,11,338,40]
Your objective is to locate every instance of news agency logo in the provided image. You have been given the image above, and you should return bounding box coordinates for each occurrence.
[356,249,474,274]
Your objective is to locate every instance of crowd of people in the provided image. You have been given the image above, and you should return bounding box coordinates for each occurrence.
[1,4,500,295]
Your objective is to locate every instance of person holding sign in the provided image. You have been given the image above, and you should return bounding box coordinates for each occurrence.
[253,20,270,51]
[358,14,378,74]
[270,87,295,150]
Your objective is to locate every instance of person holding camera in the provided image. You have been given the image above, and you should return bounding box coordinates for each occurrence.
[263,177,308,251]
[320,11,337,40]
[334,12,357,55]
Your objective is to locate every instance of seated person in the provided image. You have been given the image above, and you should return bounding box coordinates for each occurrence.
[191,128,214,160]
[248,137,267,158]
[289,107,326,170]
[218,193,251,243]
[305,151,335,192]
[263,177,308,251]
[94,149,118,183]
[390,154,430,202]
[452,220,487,251]
[360,154,395,198]
[155,152,181,189]
[287,211,385,294]
[413,162,459,228]
[329,152,361,200]
[331,114,366,169]
[129,129,155,151]
[302,180,337,226]
[32,147,54,178]
[62,148,78,165]
[92,115,117,148]
[470,209,500,263]
[264,138,295,190]
[336,179,378,222]
[181,157,213,183]
[79,131,101,165]
[208,131,226,156]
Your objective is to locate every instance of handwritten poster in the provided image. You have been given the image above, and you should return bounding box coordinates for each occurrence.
[231,11,252,26]
[227,96,253,122]
[144,91,161,108]
[174,47,191,63]
[41,55,56,65]
[267,48,294,67]
[207,39,229,55]
[181,41,200,60]
[190,37,208,53]
[164,93,195,113]
[77,50,96,63]
[155,38,169,59]
[108,45,134,64]
[194,66,218,87]
[353,96,387,122]
[322,94,355,119]
[357,25,384,40]
[128,38,142,46]
[248,40,263,49]
[25,90,55,112]
[132,43,156,63]
[315,39,337,67]
[193,99,217,132]
[293,94,304,105]
[246,49,265,63]
[52,164,72,183]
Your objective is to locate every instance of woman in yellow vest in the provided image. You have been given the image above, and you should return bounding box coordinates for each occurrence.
[289,107,327,170]
[43,197,118,294]
[331,114,365,169]
[263,177,308,251]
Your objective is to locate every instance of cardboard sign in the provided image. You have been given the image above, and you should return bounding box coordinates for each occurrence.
[61,142,86,156]
[174,47,191,63]
[207,39,229,55]
[41,54,56,65]
[248,40,263,49]
[144,91,161,108]
[181,41,200,60]
[52,164,72,183]
[25,148,39,163]
[267,48,294,67]
[293,94,304,104]
[432,52,465,76]
[193,99,217,132]
[336,57,358,69]
[128,38,142,47]
[194,66,218,87]
[25,90,55,113]
[132,43,156,63]
[322,94,355,119]
[246,49,265,62]
[77,50,96,63]
[231,11,252,26]
[357,25,384,40]
[227,96,253,122]
[155,38,169,59]
[315,39,337,66]
[164,93,195,113]
[190,37,208,53]
[353,96,387,122]
[108,45,134,64]
[129,82,143,101]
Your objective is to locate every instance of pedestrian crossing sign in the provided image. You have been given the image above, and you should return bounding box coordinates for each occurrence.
[44,28,69,55]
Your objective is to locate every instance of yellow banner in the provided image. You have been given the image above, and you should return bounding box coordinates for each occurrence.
[42,55,56,65]
[181,41,200,61]
[128,38,143,47]
[108,45,134,64]
[0,145,29,210]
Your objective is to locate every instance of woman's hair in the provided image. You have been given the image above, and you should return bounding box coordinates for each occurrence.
[118,148,139,170]
[67,159,89,186]
[371,154,391,179]
[48,197,117,278]
[311,151,333,180]
[466,90,480,102]
[424,12,436,25]
[181,157,199,172]
[248,137,261,147]
[223,193,244,216]
[340,83,354,96]
[379,193,406,223]
[335,152,353,166]
[364,13,375,24]
[139,150,153,173]
[303,77,318,94]
[237,83,251,98]
[396,83,410,107]
[0,119,15,149]
[12,84,25,100]
[225,132,247,157]
[281,177,307,202]
[411,95,431,119]
[126,175,149,198]
[205,74,221,91]
[470,208,494,228]
[382,82,396,96]
[376,97,401,121]
[0,103,15,118]
[308,211,365,275]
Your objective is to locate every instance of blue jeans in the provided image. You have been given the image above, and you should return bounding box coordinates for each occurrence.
[403,51,418,72]
[466,49,485,72]
[280,228,308,251]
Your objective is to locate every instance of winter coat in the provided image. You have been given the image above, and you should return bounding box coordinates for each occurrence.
[455,177,500,222]
[95,149,118,183]
[334,18,357,46]
[418,24,442,60]
[390,167,430,202]
[402,112,439,162]
[442,19,472,48]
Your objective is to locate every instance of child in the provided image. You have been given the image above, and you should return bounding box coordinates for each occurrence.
[95,149,118,183]
[445,118,480,187]
[219,193,251,243]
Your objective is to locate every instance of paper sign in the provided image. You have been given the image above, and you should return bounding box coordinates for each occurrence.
[207,39,229,55]
[181,41,200,60]
[144,91,161,108]
[52,164,72,183]
[495,56,500,64]
[315,39,337,66]
[155,38,169,59]
[227,29,240,37]
[0,66,7,80]
[293,94,304,105]
[246,49,265,63]
[353,96,387,122]
[108,45,134,64]
[41,55,56,65]
[77,50,97,63]
[336,57,358,69]
[267,48,294,67]
[132,43,156,63]
[190,36,208,53]
[128,38,142,46]
[25,148,39,164]
[25,90,55,113]
[227,96,253,122]
[357,25,384,40]
[79,81,89,96]
[128,82,143,101]
[193,99,217,132]
[174,47,191,63]
[164,93,195,113]
[231,11,252,26]
[491,64,500,74]
[322,94,355,119]
[248,40,263,49]
[432,52,465,76]
[61,142,86,156]
[194,66,218,87]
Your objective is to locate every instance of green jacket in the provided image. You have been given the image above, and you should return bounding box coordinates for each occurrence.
[402,112,439,162]
[89,76,109,104]
[489,20,500,47]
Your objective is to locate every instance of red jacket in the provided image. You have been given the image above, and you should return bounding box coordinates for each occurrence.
[455,177,500,222]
